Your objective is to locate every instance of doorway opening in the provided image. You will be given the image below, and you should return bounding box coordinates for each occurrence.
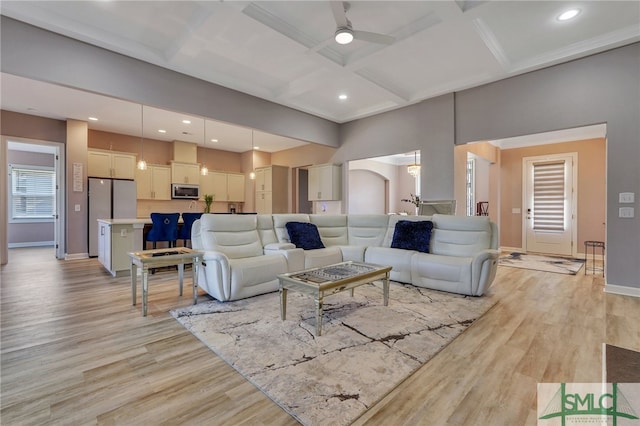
[4,137,65,261]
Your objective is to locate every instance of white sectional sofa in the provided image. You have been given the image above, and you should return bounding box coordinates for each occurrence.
[191,213,499,302]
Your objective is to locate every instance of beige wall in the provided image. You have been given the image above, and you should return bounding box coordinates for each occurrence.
[500,138,606,251]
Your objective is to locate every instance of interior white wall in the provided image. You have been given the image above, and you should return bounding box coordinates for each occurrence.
[455,43,640,290]
[348,170,386,214]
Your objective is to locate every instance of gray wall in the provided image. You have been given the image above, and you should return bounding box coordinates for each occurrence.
[338,94,455,201]
[0,17,339,148]
[455,43,640,290]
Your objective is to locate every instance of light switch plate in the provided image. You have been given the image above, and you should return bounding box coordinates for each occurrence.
[74,204,80,212]
[619,192,635,203]
[619,207,634,218]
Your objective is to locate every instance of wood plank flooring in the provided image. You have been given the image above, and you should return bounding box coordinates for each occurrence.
[1,248,638,425]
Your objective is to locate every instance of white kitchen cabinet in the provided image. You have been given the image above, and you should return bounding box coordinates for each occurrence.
[171,161,200,184]
[255,165,288,213]
[97,220,143,277]
[227,173,245,202]
[200,171,246,203]
[136,164,171,200]
[308,163,341,201]
[88,149,136,180]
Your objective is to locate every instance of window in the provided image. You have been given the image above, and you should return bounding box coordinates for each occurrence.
[10,165,55,221]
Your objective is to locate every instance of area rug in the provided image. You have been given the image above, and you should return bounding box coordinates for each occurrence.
[499,252,584,275]
[606,344,640,383]
[171,282,496,426]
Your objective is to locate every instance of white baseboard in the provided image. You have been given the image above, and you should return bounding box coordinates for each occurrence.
[499,246,523,253]
[604,284,640,298]
[65,253,89,260]
[8,241,55,248]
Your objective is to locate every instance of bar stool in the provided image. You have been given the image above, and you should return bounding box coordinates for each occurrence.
[179,212,203,248]
[584,240,605,276]
[146,213,180,249]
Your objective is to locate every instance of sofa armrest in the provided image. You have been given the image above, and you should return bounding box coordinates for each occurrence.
[264,244,305,272]
[200,250,232,301]
[471,249,500,296]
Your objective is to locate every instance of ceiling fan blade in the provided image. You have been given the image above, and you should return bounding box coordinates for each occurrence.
[353,30,395,45]
[330,1,349,28]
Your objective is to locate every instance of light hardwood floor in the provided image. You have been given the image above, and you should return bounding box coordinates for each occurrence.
[1,248,638,425]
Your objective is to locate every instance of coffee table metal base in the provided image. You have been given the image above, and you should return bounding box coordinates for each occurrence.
[278,262,391,336]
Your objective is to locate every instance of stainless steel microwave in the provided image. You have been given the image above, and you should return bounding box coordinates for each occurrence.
[172,183,200,199]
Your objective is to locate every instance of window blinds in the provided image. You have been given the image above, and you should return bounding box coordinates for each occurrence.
[11,167,55,219]
[533,161,565,231]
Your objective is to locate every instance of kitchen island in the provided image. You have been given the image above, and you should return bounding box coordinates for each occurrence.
[97,219,149,277]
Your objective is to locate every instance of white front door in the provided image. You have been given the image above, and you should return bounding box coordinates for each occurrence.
[523,153,576,256]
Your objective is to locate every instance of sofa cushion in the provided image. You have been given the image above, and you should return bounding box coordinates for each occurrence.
[431,214,492,257]
[390,220,434,253]
[273,214,311,243]
[310,214,348,246]
[347,214,389,247]
[199,214,263,259]
[286,222,325,250]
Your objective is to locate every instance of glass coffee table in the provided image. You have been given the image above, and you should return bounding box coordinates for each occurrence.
[278,261,392,336]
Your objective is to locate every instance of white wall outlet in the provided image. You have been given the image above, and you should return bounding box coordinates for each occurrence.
[619,192,635,203]
[619,207,634,218]
[120,229,127,237]
[74,204,80,212]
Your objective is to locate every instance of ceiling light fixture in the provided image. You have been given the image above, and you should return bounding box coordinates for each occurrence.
[338,94,348,100]
[335,27,354,44]
[88,116,98,121]
[249,131,256,180]
[407,151,420,178]
[182,119,191,124]
[158,129,167,134]
[211,138,218,143]
[137,105,147,171]
[557,9,580,21]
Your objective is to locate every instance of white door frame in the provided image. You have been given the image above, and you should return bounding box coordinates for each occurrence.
[3,136,66,260]
[522,152,578,257]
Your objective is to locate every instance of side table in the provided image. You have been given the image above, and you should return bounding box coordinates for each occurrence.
[584,240,605,277]
[128,247,202,316]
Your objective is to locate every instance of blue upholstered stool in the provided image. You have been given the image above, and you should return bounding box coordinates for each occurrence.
[179,212,203,248]
[146,213,180,249]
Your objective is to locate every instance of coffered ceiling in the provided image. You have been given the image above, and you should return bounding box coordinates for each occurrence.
[0,1,637,151]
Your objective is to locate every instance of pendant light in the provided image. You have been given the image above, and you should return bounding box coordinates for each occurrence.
[200,118,209,176]
[407,151,420,178]
[249,130,256,180]
[137,105,147,170]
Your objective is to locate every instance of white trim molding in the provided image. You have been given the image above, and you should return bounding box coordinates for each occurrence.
[65,253,89,260]
[604,284,640,298]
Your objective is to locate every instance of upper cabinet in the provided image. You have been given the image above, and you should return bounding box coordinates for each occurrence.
[171,161,200,184]
[136,165,171,200]
[200,171,245,202]
[308,163,341,201]
[88,149,135,180]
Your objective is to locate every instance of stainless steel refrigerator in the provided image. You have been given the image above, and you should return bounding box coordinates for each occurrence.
[88,178,137,257]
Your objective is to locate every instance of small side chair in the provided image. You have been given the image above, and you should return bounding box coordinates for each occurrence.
[146,213,180,249]
[179,212,203,248]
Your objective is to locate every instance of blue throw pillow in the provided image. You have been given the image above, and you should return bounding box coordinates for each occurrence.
[390,220,433,253]
[286,222,325,250]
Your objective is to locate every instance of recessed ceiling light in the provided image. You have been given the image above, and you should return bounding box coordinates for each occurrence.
[338,94,348,100]
[88,117,98,121]
[254,146,260,150]
[211,138,218,143]
[557,9,580,21]
[182,119,191,124]
[158,129,167,133]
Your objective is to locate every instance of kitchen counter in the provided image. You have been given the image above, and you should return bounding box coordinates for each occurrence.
[96,219,147,276]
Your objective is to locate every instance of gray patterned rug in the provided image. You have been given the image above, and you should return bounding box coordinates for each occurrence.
[171,282,497,426]
[499,252,585,275]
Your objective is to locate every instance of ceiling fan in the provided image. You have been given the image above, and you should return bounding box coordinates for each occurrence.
[330,1,395,45]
